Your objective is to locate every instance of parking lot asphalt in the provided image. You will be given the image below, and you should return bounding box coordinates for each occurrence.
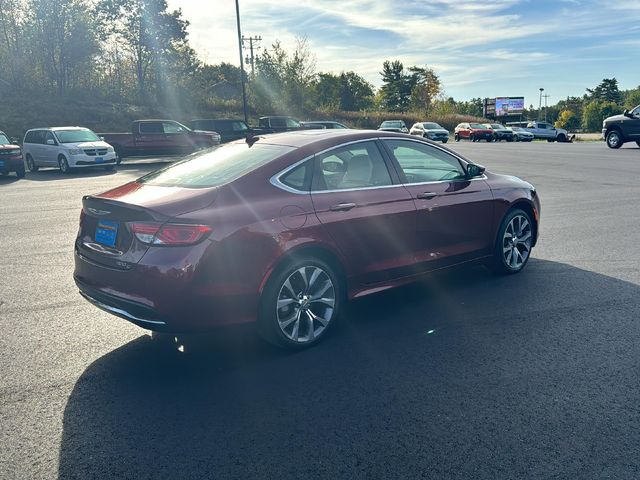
[1,140,639,479]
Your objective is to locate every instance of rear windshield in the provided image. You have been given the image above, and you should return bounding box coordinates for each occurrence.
[381,121,403,127]
[422,123,442,129]
[55,129,100,143]
[138,142,295,188]
[470,123,485,129]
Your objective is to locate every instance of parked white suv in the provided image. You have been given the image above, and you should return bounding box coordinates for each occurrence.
[23,127,117,173]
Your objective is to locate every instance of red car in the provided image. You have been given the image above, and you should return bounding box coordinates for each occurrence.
[0,130,25,178]
[74,130,540,349]
[454,123,495,142]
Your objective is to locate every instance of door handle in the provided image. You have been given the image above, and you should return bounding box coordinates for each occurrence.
[416,192,437,200]
[330,203,357,211]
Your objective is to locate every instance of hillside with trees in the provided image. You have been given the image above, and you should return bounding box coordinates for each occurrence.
[1,0,638,137]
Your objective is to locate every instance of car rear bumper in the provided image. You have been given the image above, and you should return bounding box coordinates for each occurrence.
[74,247,258,332]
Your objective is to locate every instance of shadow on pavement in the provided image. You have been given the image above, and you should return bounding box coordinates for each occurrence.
[58,259,640,479]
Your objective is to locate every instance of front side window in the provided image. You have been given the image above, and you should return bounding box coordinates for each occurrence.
[312,141,392,191]
[45,132,57,144]
[285,118,301,128]
[139,122,164,134]
[231,121,248,132]
[383,140,466,184]
[631,106,640,117]
[54,129,99,143]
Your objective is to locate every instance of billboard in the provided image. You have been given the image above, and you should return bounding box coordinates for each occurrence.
[495,97,524,115]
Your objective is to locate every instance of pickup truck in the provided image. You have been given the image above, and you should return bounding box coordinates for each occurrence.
[602,105,640,149]
[100,120,221,162]
[523,121,572,142]
[258,116,319,132]
[190,118,271,143]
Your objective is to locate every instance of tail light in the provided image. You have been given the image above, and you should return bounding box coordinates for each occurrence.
[128,222,212,246]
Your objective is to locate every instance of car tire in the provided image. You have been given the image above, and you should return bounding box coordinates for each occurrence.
[557,134,566,142]
[470,134,476,142]
[547,138,555,143]
[487,136,493,142]
[58,155,70,174]
[636,141,640,148]
[257,256,342,349]
[26,154,38,172]
[113,146,123,165]
[103,165,115,172]
[16,163,26,179]
[606,130,623,149]
[442,139,448,144]
[454,134,460,142]
[489,208,534,275]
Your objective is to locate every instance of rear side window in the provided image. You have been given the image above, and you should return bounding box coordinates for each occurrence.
[25,130,44,144]
[280,161,310,191]
[139,143,295,188]
[312,141,392,191]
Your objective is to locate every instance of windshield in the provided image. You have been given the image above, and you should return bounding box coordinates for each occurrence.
[0,133,10,145]
[138,142,295,188]
[422,123,442,129]
[470,123,485,129]
[491,124,505,129]
[54,129,100,143]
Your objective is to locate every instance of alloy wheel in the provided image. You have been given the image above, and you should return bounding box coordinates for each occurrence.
[502,214,532,270]
[276,266,335,343]
[607,131,621,148]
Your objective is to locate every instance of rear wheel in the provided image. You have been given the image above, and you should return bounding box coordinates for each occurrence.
[454,133,460,142]
[547,138,555,143]
[113,146,123,165]
[16,163,25,179]
[489,208,534,275]
[606,130,623,149]
[257,257,342,349]
[58,155,70,174]
[26,154,38,172]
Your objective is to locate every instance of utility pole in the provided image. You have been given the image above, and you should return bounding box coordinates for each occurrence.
[242,35,262,78]
[538,88,544,120]
[234,0,249,125]
[543,94,551,123]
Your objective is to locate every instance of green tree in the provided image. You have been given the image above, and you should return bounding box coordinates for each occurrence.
[408,66,441,114]
[623,87,640,109]
[582,100,619,132]
[555,110,580,131]
[379,60,412,112]
[97,0,191,100]
[586,78,622,105]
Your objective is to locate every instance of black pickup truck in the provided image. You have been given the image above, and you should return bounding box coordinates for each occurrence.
[602,105,640,148]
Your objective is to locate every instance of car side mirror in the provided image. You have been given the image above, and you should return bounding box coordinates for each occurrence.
[10,137,19,144]
[466,163,486,179]
[99,136,105,141]
[46,139,56,146]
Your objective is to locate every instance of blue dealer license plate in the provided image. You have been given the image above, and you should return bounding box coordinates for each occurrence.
[95,220,118,247]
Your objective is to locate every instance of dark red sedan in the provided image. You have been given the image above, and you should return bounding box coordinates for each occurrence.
[454,122,495,142]
[74,130,540,348]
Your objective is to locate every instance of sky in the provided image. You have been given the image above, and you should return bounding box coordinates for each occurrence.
[167,0,640,106]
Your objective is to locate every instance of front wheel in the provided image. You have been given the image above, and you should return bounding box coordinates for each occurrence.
[606,130,623,149]
[58,155,70,174]
[489,208,534,275]
[26,154,38,172]
[16,164,26,179]
[454,134,460,142]
[258,258,342,349]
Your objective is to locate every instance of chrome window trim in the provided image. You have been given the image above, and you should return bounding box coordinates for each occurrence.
[269,136,485,195]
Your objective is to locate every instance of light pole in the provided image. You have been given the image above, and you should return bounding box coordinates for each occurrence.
[235,0,249,125]
[538,88,544,121]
